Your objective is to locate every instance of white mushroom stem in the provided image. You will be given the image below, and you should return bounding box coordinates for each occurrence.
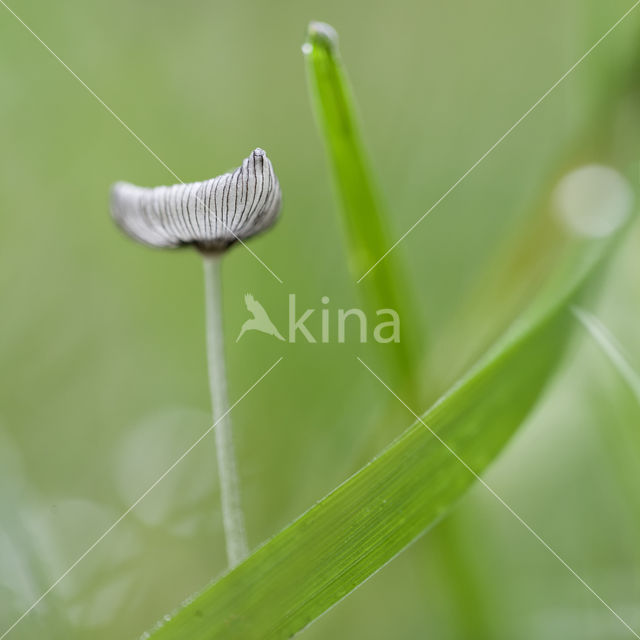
[203,253,248,567]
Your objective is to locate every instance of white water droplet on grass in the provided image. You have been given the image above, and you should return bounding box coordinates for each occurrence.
[301,42,312,55]
[553,164,634,237]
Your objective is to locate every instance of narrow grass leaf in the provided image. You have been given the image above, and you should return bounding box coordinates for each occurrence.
[304,22,423,387]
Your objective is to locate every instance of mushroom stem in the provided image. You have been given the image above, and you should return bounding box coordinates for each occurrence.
[203,253,248,567]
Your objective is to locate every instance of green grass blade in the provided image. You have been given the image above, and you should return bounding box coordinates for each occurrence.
[144,227,626,640]
[304,22,423,386]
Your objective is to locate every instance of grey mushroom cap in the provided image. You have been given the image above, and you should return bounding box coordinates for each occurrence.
[110,148,282,253]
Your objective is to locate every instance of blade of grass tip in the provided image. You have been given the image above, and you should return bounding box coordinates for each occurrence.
[143,222,632,640]
[304,22,423,393]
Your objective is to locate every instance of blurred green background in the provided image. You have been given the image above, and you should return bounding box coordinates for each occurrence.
[1,0,640,638]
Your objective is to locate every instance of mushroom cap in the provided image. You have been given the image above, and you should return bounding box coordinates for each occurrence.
[110,148,281,252]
